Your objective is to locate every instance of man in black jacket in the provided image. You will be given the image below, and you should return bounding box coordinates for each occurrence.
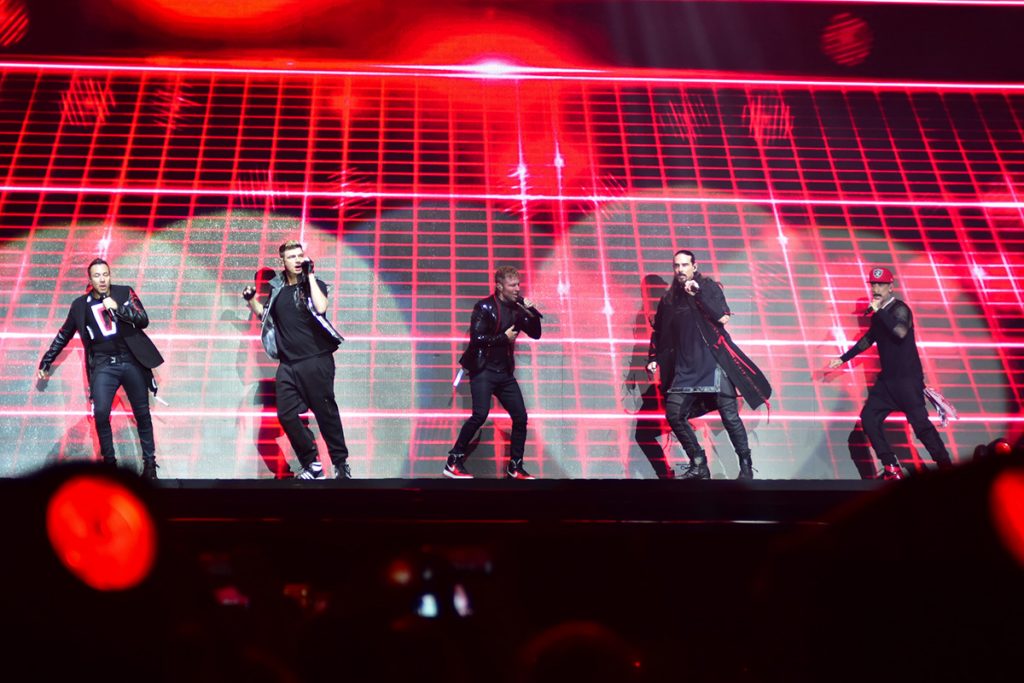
[243,240,350,480]
[446,266,542,480]
[829,266,952,480]
[647,250,772,479]
[38,258,165,478]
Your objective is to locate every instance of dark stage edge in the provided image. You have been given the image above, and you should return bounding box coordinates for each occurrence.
[147,479,883,525]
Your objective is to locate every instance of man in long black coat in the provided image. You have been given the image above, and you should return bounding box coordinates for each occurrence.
[647,250,772,479]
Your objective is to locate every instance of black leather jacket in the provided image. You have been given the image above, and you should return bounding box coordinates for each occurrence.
[39,284,164,398]
[458,294,542,375]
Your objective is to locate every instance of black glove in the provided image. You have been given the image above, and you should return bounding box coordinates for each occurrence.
[242,286,256,301]
[300,259,314,275]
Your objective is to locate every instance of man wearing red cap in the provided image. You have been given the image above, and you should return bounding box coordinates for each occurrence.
[829,267,952,479]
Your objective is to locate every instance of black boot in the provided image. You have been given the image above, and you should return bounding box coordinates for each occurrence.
[679,453,710,480]
[737,452,754,480]
[101,456,117,468]
[141,457,158,480]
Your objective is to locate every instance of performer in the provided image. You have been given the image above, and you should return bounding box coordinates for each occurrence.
[38,258,164,478]
[647,250,772,479]
[445,266,542,480]
[243,240,351,479]
[828,266,952,480]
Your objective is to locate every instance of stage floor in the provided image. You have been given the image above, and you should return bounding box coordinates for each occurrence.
[147,478,882,525]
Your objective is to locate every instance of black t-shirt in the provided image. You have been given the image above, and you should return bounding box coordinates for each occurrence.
[484,297,518,373]
[271,280,336,362]
[85,295,129,356]
[669,294,717,392]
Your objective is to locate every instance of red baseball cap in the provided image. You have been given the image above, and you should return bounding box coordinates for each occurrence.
[867,266,894,284]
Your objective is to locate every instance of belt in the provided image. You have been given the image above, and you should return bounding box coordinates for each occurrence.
[96,353,133,365]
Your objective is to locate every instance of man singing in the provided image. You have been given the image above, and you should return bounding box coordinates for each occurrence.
[445,266,542,480]
[38,258,165,478]
[647,250,772,479]
[243,240,351,479]
[828,266,952,479]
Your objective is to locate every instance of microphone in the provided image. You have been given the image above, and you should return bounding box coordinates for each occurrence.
[515,296,543,319]
[102,296,116,323]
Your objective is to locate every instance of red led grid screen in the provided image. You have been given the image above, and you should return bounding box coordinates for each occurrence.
[0,62,1021,478]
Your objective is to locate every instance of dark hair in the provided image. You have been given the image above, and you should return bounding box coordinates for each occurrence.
[494,265,520,285]
[86,258,109,276]
[279,240,303,257]
[673,249,696,265]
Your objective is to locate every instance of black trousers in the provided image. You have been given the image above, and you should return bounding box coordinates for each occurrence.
[664,374,749,461]
[451,368,528,462]
[860,378,950,467]
[275,353,349,469]
[91,354,155,461]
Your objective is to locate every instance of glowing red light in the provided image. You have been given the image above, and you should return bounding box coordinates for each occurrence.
[822,13,873,67]
[991,469,1024,566]
[46,475,157,591]
[0,0,27,48]
[60,77,115,127]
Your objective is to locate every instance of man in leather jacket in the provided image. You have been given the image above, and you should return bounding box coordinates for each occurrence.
[243,240,350,480]
[38,258,165,478]
[446,266,542,479]
[647,250,772,480]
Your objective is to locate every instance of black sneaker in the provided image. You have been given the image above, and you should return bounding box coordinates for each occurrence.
[141,459,158,480]
[443,455,473,479]
[335,463,352,479]
[505,460,535,480]
[296,462,325,480]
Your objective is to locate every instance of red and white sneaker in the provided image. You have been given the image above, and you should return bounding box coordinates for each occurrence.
[505,461,535,480]
[443,455,474,479]
[882,464,904,481]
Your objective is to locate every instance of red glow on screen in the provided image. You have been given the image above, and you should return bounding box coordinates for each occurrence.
[46,476,157,591]
[991,469,1024,567]
[821,13,873,67]
[121,0,297,21]
[393,16,588,69]
[0,0,28,48]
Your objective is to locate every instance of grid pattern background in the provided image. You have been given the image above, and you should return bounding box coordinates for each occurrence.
[1,62,1021,478]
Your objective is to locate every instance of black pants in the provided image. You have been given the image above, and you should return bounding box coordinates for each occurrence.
[860,378,950,467]
[664,374,749,461]
[275,353,349,469]
[451,369,528,462]
[91,354,155,461]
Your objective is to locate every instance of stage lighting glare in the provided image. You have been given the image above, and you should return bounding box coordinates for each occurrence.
[990,469,1024,567]
[45,475,157,591]
[0,0,28,48]
[469,60,520,77]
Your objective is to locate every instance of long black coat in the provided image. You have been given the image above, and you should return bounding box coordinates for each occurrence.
[39,284,164,397]
[648,274,772,416]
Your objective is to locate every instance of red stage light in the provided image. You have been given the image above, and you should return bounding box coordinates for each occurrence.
[991,469,1024,566]
[0,0,28,48]
[46,475,157,591]
[122,0,295,21]
[821,13,873,67]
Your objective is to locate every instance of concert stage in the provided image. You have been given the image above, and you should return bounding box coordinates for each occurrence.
[150,477,879,526]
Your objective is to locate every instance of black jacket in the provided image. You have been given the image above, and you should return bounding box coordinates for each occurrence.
[39,284,164,398]
[840,298,924,384]
[648,274,772,414]
[458,294,542,375]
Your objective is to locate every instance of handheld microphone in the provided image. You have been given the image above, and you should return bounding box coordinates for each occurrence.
[102,296,116,323]
[515,296,543,319]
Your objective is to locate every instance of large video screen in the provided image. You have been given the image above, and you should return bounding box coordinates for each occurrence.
[1,62,1021,478]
